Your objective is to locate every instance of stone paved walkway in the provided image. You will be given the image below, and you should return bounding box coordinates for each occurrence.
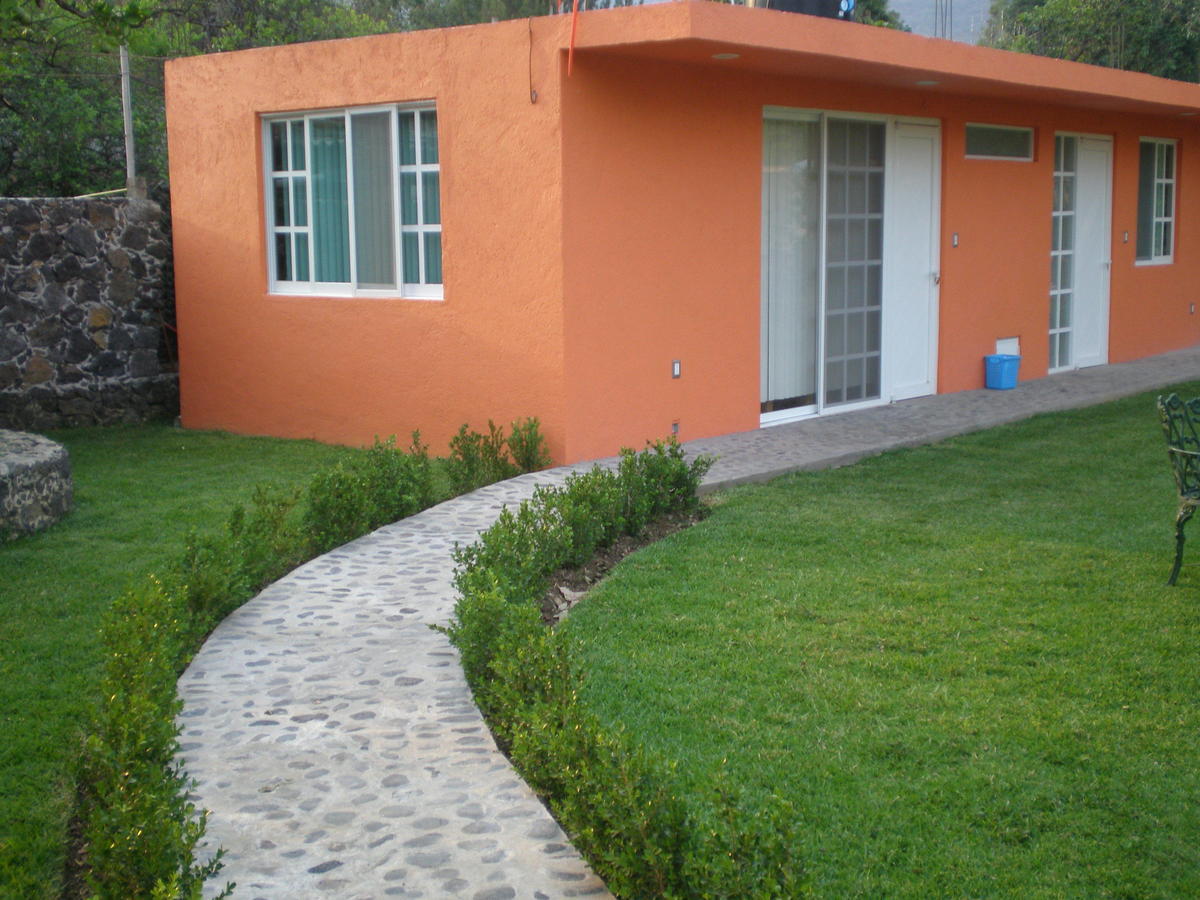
[180,346,1199,899]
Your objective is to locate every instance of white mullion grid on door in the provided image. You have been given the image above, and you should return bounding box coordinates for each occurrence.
[1050,134,1075,371]
[823,117,885,408]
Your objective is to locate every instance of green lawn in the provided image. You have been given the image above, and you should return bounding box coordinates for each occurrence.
[568,385,1200,898]
[0,425,360,899]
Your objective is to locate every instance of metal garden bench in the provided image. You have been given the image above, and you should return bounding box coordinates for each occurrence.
[1157,393,1200,585]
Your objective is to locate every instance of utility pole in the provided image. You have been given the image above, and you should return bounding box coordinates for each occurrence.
[119,44,139,194]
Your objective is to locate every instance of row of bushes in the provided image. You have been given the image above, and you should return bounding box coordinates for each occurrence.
[445,441,809,898]
[76,421,549,898]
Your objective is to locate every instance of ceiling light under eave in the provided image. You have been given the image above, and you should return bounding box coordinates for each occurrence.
[712,52,741,60]
[915,80,940,87]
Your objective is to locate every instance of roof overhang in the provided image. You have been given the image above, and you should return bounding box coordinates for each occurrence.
[562,1,1200,120]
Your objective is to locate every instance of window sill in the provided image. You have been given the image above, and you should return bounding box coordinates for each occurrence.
[268,286,445,301]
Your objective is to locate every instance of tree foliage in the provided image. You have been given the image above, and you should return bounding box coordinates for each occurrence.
[855,0,908,30]
[0,0,393,196]
[983,0,1200,82]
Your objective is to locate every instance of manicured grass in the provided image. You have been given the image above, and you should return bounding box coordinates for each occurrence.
[0,424,362,899]
[568,385,1200,898]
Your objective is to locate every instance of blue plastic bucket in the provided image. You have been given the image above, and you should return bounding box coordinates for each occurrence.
[984,354,1020,390]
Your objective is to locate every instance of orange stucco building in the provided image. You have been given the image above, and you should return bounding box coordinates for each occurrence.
[165,1,1200,464]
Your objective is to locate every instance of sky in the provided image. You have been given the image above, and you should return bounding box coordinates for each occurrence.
[887,0,991,43]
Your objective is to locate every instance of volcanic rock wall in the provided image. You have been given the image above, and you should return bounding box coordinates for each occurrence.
[0,195,178,429]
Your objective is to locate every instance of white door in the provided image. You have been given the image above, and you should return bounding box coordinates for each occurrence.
[884,121,941,401]
[1051,134,1111,370]
[1073,136,1112,368]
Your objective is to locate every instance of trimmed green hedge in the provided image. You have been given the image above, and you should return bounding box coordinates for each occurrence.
[445,440,809,898]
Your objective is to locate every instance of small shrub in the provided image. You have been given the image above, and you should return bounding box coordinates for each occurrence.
[617,440,712,535]
[682,773,808,898]
[508,416,553,473]
[541,469,626,566]
[452,499,572,607]
[77,579,232,900]
[228,483,305,592]
[173,529,241,643]
[447,421,518,495]
[303,434,435,555]
[446,417,553,495]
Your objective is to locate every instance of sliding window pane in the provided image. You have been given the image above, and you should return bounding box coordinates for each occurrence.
[310,117,350,283]
[1136,141,1156,259]
[351,112,396,288]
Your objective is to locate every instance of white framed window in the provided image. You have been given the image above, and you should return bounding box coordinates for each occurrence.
[965,123,1034,161]
[265,103,442,298]
[1137,138,1176,264]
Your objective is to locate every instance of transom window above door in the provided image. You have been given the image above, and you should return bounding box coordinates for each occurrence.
[264,103,442,299]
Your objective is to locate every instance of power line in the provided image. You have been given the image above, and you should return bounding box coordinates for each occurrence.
[934,0,953,40]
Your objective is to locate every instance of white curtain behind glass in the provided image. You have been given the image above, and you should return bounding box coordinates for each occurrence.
[761,118,820,408]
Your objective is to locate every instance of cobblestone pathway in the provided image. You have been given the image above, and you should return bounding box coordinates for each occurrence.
[180,468,612,899]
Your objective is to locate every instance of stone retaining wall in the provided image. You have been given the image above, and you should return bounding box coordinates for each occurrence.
[0,194,178,429]
[0,430,72,540]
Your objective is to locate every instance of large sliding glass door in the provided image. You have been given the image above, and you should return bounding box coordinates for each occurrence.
[762,110,932,422]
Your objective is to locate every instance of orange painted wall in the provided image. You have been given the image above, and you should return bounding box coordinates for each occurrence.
[166,20,574,459]
[167,2,1200,466]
